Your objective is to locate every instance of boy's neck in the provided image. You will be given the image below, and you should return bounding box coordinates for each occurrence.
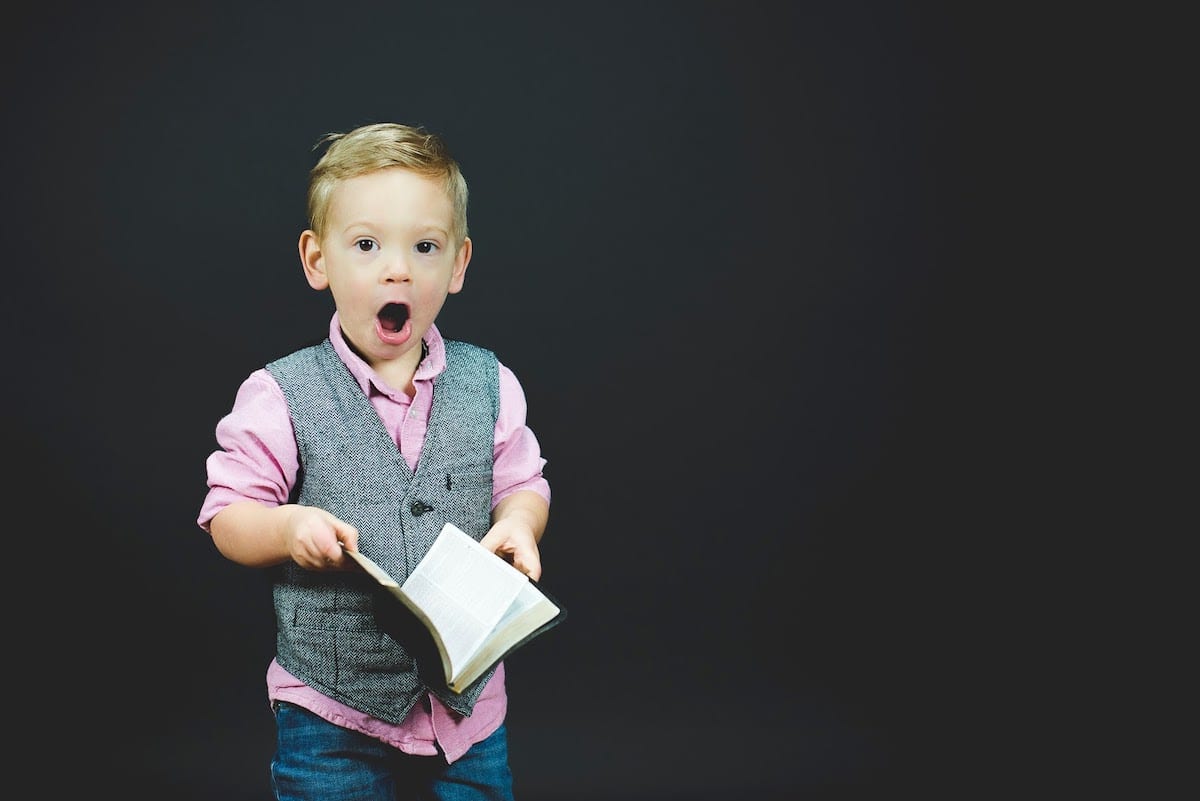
[371,339,427,398]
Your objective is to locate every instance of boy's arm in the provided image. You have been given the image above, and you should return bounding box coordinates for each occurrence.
[481,490,549,581]
[211,500,360,570]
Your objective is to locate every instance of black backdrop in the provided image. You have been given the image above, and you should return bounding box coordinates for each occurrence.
[4,2,1015,798]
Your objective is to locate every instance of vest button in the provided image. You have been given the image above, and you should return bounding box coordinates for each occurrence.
[410,500,434,516]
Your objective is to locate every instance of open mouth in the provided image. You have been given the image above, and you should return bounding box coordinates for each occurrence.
[378,302,410,333]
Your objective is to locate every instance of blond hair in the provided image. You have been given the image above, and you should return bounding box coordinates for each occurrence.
[306,122,469,243]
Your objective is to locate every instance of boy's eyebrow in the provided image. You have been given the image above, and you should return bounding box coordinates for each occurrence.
[339,221,452,237]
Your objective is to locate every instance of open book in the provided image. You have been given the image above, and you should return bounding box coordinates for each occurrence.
[344,522,565,693]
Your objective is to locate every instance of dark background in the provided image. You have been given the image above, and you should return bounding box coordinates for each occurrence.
[4,1,1036,798]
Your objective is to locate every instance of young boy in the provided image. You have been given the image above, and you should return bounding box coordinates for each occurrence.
[197,122,551,801]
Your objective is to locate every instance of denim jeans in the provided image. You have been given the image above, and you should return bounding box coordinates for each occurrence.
[270,701,515,801]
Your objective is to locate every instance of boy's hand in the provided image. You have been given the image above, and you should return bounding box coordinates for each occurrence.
[480,517,542,581]
[282,505,359,570]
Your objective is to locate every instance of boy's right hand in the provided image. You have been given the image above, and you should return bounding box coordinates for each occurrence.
[282,505,359,570]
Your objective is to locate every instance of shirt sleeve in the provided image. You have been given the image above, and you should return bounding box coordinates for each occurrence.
[492,362,551,509]
[196,369,300,532]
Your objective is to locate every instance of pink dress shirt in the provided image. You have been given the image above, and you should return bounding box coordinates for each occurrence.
[198,314,550,762]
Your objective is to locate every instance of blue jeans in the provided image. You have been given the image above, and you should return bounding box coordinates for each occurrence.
[270,701,515,801]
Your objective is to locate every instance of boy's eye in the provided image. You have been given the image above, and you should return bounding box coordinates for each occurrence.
[415,241,437,254]
[355,239,376,252]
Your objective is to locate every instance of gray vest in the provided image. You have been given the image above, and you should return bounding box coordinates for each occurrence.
[265,337,499,721]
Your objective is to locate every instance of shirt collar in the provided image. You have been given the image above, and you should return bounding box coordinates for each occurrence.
[327,312,447,397]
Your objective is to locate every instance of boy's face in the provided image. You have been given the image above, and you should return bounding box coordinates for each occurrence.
[299,167,470,373]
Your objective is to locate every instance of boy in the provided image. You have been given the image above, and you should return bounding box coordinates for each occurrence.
[198,122,550,801]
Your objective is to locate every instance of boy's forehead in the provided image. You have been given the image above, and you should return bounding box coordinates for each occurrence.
[329,168,454,226]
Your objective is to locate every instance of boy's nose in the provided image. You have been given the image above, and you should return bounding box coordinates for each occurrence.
[381,255,412,282]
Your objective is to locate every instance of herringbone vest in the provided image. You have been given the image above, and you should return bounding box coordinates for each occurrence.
[265,337,498,721]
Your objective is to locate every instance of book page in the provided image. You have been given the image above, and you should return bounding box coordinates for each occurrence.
[343,549,399,588]
[400,524,527,679]
[455,580,560,690]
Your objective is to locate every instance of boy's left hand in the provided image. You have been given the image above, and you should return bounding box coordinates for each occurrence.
[480,518,542,581]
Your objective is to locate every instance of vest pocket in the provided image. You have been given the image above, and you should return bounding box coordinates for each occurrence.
[439,468,493,535]
[290,606,416,676]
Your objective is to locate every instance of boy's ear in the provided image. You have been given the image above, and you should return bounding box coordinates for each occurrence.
[448,236,472,294]
[299,230,329,290]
